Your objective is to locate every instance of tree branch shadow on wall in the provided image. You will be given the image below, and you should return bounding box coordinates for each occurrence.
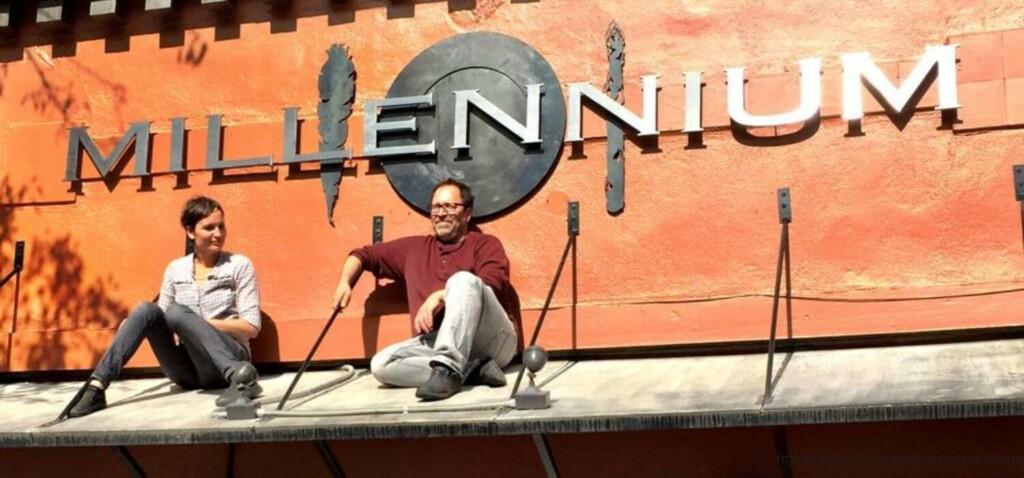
[12,48,129,131]
[20,49,88,129]
[1,177,130,373]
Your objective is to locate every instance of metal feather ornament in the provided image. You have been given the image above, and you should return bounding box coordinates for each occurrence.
[605,22,626,215]
[317,44,356,226]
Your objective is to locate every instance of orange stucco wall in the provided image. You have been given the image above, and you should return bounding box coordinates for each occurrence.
[2,1,1024,372]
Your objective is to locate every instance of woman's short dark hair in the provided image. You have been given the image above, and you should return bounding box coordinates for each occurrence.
[431,178,474,209]
[180,196,223,230]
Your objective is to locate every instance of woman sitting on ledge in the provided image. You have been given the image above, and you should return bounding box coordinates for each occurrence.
[68,196,262,417]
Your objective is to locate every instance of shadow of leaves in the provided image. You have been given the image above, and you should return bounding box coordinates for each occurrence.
[2,177,129,373]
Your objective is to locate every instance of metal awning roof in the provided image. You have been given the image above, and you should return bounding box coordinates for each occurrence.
[1,337,1023,447]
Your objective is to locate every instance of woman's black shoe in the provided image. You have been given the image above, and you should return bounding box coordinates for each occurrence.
[68,385,107,418]
[215,362,262,407]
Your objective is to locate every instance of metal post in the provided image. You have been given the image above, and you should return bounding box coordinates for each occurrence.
[1013,165,1024,250]
[11,269,20,333]
[0,241,24,289]
[113,446,147,478]
[510,202,579,398]
[225,443,235,478]
[278,307,341,410]
[372,216,383,244]
[315,441,347,478]
[532,434,560,478]
[571,224,578,349]
[783,223,793,339]
[8,241,24,356]
[0,269,18,288]
[773,427,794,478]
[763,188,792,404]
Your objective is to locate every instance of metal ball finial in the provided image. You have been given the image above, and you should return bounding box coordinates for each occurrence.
[523,345,548,373]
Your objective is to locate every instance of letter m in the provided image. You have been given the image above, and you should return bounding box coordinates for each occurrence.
[841,45,960,121]
[64,122,151,181]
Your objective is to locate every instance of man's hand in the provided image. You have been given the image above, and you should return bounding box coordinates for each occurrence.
[331,255,364,314]
[332,282,353,313]
[413,290,445,334]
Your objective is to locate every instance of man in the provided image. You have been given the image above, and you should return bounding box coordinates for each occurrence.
[331,179,520,400]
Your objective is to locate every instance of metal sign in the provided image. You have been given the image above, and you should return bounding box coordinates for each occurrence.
[60,32,961,220]
[371,32,566,219]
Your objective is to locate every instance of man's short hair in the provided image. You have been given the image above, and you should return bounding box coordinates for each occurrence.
[431,178,474,210]
[180,196,223,230]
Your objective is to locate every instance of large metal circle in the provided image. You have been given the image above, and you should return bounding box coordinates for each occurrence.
[381,32,565,219]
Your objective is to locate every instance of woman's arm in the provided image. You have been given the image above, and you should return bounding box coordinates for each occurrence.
[232,255,262,336]
[210,318,259,341]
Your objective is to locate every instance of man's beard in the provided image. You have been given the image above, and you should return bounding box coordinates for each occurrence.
[433,222,460,243]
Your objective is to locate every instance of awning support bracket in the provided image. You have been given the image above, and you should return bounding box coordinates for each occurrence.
[762,188,793,406]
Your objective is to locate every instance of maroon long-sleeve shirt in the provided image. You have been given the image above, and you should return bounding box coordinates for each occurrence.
[350,230,519,325]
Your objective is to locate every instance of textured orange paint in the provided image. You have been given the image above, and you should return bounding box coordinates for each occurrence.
[0,2,1023,372]
[1005,29,1024,79]
[952,31,1005,83]
[955,80,1007,129]
[1006,77,1024,126]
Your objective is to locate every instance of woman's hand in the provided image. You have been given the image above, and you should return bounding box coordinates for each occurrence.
[209,316,259,341]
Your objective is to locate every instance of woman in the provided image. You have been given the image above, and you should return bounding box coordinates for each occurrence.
[68,196,262,417]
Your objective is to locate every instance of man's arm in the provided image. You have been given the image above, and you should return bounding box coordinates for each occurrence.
[331,255,364,312]
[474,235,512,293]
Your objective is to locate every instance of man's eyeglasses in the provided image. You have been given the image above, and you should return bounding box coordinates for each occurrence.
[430,202,466,214]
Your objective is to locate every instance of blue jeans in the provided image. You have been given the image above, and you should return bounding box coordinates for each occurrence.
[92,302,249,389]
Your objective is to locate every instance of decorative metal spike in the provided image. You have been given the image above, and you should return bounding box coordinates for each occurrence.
[605,21,626,215]
[317,44,356,227]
